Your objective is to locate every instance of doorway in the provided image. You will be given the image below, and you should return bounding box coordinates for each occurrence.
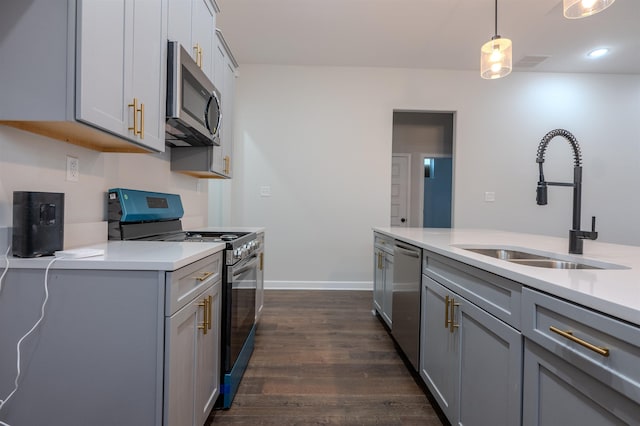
[391,111,454,228]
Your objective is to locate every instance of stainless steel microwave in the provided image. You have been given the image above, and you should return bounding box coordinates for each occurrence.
[166,41,221,147]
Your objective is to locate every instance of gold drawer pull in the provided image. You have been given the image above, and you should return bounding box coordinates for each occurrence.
[192,271,213,282]
[549,326,610,357]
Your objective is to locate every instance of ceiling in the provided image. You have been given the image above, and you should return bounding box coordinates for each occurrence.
[215,0,640,74]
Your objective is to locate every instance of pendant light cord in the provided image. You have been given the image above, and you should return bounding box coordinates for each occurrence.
[494,0,498,36]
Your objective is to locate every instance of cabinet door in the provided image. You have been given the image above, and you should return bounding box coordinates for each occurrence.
[191,0,215,79]
[76,0,128,136]
[210,36,234,177]
[77,0,165,152]
[420,275,458,422]
[382,252,394,327]
[195,282,221,426]
[164,295,200,426]
[167,0,193,54]
[130,0,166,152]
[523,339,640,425]
[457,293,522,426]
[373,249,384,313]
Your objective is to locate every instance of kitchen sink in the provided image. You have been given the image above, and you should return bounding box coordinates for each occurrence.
[459,247,627,270]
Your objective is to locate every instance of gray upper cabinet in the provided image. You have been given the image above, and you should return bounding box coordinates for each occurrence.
[167,0,218,81]
[77,0,166,152]
[0,0,168,153]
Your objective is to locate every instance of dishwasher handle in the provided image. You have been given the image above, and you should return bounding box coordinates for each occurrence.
[394,244,420,258]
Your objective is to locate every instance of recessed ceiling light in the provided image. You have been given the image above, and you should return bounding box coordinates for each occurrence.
[587,48,609,58]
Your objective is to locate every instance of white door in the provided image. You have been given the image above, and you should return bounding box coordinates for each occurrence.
[391,154,410,226]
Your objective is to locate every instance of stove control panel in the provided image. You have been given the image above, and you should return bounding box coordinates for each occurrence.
[229,239,261,264]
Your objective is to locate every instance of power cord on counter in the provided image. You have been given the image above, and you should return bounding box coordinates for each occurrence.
[0,252,58,426]
[0,245,10,295]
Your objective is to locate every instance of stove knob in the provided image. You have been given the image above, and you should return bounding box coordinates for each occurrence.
[234,248,242,259]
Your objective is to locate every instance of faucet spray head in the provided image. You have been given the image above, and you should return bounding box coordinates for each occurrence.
[536,181,548,205]
[536,159,547,205]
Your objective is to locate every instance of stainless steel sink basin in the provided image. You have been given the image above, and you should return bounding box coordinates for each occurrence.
[460,247,627,270]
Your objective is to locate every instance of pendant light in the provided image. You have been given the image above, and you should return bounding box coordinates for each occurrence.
[563,0,615,19]
[480,0,512,80]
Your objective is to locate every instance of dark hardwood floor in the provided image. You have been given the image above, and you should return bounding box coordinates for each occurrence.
[207,290,444,425]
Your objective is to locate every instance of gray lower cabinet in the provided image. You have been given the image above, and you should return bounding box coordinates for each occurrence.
[0,252,222,426]
[421,274,522,426]
[420,250,522,426]
[373,233,394,328]
[522,287,640,425]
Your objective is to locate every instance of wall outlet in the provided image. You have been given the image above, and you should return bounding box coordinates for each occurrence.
[484,191,495,202]
[66,156,79,182]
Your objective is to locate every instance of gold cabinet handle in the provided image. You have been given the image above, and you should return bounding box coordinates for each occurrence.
[449,297,459,333]
[192,271,214,282]
[193,43,203,68]
[197,296,209,335]
[207,295,213,330]
[139,102,144,139]
[445,295,450,328]
[193,43,199,66]
[549,326,610,357]
[224,155,230,174]
[128,98,138,135]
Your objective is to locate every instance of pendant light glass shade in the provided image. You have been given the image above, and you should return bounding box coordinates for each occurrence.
[481,36,512,79]
[481,0,512,80]
[563,0,615,19]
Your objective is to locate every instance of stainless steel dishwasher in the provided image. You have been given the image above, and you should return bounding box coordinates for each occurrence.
[391,241,422,370]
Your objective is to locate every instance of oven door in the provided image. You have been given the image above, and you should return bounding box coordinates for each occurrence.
[224,254,258,371]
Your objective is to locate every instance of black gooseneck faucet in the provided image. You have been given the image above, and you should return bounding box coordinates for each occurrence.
[536,129,598,254]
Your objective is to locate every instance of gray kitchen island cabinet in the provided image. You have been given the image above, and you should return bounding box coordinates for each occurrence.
[522,288,640,425]
[373,232,394,328]
[0,252,222,426]
[420,249,522,426]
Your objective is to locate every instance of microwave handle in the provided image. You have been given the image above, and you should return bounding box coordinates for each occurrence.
[205,91,221,136]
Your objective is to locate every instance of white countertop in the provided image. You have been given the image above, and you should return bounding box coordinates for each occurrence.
[373,227,640,326]
[0,241,225,271]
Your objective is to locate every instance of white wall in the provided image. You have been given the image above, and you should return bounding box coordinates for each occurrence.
[0,125,210,249]
[230,65,640,289]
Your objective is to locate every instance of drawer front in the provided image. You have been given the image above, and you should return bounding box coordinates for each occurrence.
[522,287,640,405]
[166,252,222,315]
[374,233,394,254]
[423,249,521,329]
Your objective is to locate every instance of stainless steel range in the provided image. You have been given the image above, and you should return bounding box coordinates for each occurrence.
[107,188,259,409]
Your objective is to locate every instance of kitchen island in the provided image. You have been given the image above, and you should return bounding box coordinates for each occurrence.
[373,227,640,426]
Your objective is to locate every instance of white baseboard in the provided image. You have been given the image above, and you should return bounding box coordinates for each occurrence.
[265,280,373,291]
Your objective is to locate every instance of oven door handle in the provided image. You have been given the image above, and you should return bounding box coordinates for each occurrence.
[232,256,259,279]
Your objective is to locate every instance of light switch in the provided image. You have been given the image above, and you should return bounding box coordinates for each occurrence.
[260,186,271,197]
[484,191,495,202]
